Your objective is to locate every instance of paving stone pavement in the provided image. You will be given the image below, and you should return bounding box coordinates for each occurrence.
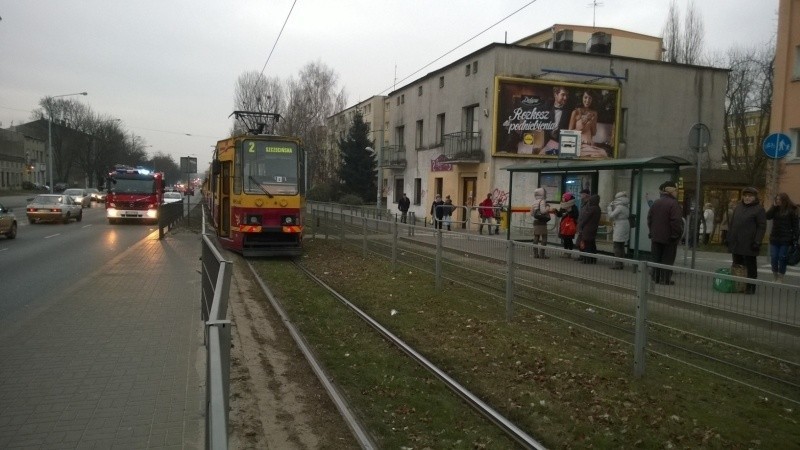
[0,231,205,449]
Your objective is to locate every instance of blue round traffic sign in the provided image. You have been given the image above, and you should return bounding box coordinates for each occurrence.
[763,133,792,159]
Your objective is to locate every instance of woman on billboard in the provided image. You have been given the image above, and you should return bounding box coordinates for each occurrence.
[569,91,608,157]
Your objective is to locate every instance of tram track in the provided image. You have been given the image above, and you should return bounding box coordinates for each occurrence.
[244,258,546,450]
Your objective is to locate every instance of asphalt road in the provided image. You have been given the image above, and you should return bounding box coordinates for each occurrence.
[0,200,160,324]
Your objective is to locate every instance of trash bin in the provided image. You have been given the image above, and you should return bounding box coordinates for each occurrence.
[499,210,508,230]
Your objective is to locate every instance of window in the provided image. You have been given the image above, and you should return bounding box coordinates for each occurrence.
[365,121,371,133]
[439,76,444,88]
[401,94,405,104]
[394,178,404,203]
[365,104,371,114]
[414,178,422,205]
[397,97,400,106]
[472,61,478,74]
[415,120,424,150]
[463,105,478,133]
[465,64,471,76]
[435,113,445,146]
[396,125,405,148]
[790,128,799,159]
[418,86,423,96]
[435,177,443,198]
[794,46,800,80]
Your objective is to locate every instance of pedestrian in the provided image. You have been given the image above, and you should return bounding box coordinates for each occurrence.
[576,189,591,261]
[555,192,579,257]
[647,181,683,285]
[766,193,798,283]
[398,193,411,224]
[478,193,496,234]
[726,187,767,294]
[607,191,631,269]
[701,202,715,244]
[430,194,444,229]
[443,195,454,231]
[493,198,503,235]
[530,187,551,258]
[719,197,736,243]
[577,192,601,264]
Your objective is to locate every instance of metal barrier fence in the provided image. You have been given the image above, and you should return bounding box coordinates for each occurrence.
[308,202,800,404]
[157,201,185,239]
[200,216,232,450]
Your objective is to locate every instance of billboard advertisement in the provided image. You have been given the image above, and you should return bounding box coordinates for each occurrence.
[492,77,621,159]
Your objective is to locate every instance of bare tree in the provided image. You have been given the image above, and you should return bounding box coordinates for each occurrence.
[281,61,347,188]
[682,0,704,64]
[721,44,774,186]
[662,0,683,63]
[232,71,285,135]
[661,0,705,64]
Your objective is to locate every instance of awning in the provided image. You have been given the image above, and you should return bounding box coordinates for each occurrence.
[502,155,692,173]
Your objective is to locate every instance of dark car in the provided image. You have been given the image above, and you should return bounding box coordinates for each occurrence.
[54,182,68,193]
[0,202,17,239]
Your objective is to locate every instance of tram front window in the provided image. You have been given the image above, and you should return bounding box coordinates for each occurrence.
[242,140,298,195]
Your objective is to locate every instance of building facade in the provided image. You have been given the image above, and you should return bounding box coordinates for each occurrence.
[378,42,727,223]
[0,128,46,190]
[772,0,800,197]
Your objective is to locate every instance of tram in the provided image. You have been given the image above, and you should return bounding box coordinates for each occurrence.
[207,111,304,256]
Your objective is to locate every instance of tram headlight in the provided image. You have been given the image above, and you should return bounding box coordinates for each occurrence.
[246,214,262,225]
[282,215,296,225]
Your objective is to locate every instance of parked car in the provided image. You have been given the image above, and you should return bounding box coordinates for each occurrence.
[54,182,68,193]
[0,202,17,239]
[86,187,107,202]
[26,194,83,224]
[163,191,183,204]
[64,188,92,208]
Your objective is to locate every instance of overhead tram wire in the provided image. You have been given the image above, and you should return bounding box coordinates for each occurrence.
[260,0,299,76]
[376,0,540,95]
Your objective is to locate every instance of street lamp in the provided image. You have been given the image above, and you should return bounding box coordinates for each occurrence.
[47,92,88,193]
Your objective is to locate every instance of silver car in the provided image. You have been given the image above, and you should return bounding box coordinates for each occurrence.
[0,202,17,239]
[26,194,83,224]
[64,188,92,208]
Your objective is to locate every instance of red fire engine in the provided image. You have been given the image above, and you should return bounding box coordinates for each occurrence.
[105,166,165,224]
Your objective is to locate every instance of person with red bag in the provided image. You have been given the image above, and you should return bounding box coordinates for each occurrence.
[555,192,579,258]
[478,193,498,235]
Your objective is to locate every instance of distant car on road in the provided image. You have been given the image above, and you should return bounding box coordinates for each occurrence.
[64,188,92,208]
[86,187,107,203]
[163,192,183,204]
[54,182,68,193]
[26,194,83,224]
[0,202,17,239]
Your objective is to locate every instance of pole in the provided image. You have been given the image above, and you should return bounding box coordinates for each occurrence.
[376,130,383,215]
[47,112,53,193]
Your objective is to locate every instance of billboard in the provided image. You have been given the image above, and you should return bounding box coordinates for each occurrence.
[492,77,621,159]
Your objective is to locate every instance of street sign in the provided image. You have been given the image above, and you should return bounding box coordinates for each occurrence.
[763,132,792,159]
[688,123,711,151]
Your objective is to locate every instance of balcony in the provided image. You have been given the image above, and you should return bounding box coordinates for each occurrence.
[380,145,407,169]
[442,131,484,163]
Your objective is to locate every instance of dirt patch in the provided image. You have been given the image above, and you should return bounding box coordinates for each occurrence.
[226,257,359,449]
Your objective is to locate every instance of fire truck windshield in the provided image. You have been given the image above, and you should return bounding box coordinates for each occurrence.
[111,177,156,194]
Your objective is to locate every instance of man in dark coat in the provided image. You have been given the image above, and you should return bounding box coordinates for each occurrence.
[398,193,411,223]
[647,181,684,285]
[430,194,444,229]
[726,186,767,294]
[577,193,601,264]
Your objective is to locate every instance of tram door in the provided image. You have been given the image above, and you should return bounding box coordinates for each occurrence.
[461,177,477,229]
[219,162,231,236]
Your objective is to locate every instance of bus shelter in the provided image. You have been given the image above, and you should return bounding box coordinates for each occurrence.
[502,155,692,259]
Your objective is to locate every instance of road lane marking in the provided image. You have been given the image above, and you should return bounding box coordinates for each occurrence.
[44,234,61,239]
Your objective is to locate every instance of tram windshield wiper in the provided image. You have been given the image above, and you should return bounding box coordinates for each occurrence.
[248,175,274,198]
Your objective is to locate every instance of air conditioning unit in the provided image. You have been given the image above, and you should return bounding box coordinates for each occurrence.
[587,32,611,54]
[553,30,574,51]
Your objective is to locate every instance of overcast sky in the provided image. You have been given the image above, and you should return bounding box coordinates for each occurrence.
[0,0,779,171]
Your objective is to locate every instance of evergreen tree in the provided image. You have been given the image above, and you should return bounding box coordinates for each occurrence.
[337,110,376,202]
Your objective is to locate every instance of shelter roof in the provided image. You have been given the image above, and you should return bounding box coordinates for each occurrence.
[502,155,692,173]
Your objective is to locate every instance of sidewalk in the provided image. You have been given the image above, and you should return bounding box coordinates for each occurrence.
[0,230,205,449]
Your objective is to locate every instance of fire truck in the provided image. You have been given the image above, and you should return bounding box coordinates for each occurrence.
[105,166,165,224]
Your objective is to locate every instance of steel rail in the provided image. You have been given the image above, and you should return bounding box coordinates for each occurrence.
[245,261,377,450]
[293,262,547,450]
